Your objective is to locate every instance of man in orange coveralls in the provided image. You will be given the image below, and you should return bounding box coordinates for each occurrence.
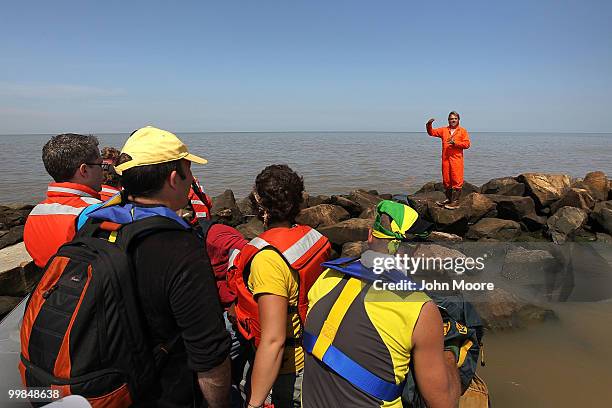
[426,111,471,210]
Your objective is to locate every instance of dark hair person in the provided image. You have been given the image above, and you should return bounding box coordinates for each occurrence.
[83,126,230,407]
[99,146,122,200]
[23,133,103,267]
[230,164,331,408]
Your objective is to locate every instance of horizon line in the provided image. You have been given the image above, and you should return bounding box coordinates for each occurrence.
[2,130,612,136]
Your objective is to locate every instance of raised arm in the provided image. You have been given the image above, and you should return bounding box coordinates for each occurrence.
[426,118,442,138]
[411,301,461,408]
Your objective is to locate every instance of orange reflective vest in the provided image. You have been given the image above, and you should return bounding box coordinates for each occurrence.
[24,183,101,268]
[99,184,121,201]
[188,177,213,222]
[228,225,331,347]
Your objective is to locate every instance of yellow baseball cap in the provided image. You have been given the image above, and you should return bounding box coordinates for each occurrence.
[114,126,207,175]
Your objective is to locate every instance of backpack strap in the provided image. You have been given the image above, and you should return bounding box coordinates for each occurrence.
[303,277,405,401]
[196,218,216,243]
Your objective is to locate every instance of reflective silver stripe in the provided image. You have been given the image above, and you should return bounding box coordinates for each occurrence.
[47,186,93,197]
[195,211,208,218]
[81,197,102,205]
[29,203,84,216]
[249,237,270,250]
[101,187,118,194]
[191,200,204,205]
[283,229,324,264]
[228,248,240,269]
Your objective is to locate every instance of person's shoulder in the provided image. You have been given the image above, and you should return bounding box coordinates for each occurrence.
[137,225,201,252]
[252,247,286,267]
[208,223,247,244]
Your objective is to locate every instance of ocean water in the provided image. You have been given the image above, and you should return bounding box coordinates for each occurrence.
[0,132,610,204]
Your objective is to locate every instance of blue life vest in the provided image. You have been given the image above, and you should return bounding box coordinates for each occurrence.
[85,196,191,229]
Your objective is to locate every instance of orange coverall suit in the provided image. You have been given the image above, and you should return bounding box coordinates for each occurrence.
[428,126,471,189]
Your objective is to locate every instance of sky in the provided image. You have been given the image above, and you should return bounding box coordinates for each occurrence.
[1,0,611,134]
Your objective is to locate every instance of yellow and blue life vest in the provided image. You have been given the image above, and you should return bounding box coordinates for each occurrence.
[304,256,429,406]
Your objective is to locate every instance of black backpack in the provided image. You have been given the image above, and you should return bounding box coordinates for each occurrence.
[20,216,188,407]
[402,293,485,407]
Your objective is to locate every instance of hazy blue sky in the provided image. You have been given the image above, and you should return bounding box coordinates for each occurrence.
[1,0,611,133]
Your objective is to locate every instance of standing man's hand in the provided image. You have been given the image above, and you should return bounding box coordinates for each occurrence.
[426,118,436,136]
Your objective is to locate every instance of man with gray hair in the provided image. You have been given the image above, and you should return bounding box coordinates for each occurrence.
[23,133,103,267]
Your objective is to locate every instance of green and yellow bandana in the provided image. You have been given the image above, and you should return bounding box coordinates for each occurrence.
[372,200,430,254]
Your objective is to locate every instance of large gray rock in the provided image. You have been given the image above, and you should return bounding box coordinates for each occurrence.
[211,190,243,226]
[572,228,597,242]
[550,188,595,214]
[501,246,556,288]
[410,243,467,277]
[546,206,588,243]
[480,177,525,196]
[591,201,612,234]
[486,195,536,221]
[296,204,350,228]
[596,232,612,243]
[466,218,521,241]
[470,288,556,330]
[414,181,442,194]
[407,191,446,216]
[346,189,381,213]
[459,182,481,195]
[520,213,548,232]
[307,194,331,208]
[579,171,608,202]
[0,205,32,229]
[340,241,368,258]
[460,193,497,223]
[0,225,24,250]
[0,243,42,297]
[299,192,310,210]
[319,218,371,245]
[4,203,35,211]
[235,217,264,240]
[427,203,470,236]
[415,181,479,195]
[518,173,571,208]
[428,231,463,242]
[328,196,362,217]
[236,196,256,217]
[359,206,377,220]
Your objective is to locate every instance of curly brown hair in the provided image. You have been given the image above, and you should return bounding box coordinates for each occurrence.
[101,146,121,187]
[251,164,304,225]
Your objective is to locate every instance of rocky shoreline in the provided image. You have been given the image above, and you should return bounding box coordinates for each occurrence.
[212,171,612,246]
[2,171,612,327]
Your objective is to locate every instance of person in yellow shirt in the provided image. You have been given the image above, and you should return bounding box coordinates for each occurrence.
[241,164,330,408]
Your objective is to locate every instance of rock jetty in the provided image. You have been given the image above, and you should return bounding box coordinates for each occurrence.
[2,171,611,327]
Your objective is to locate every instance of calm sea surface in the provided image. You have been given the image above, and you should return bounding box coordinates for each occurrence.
[0,132,610,204]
